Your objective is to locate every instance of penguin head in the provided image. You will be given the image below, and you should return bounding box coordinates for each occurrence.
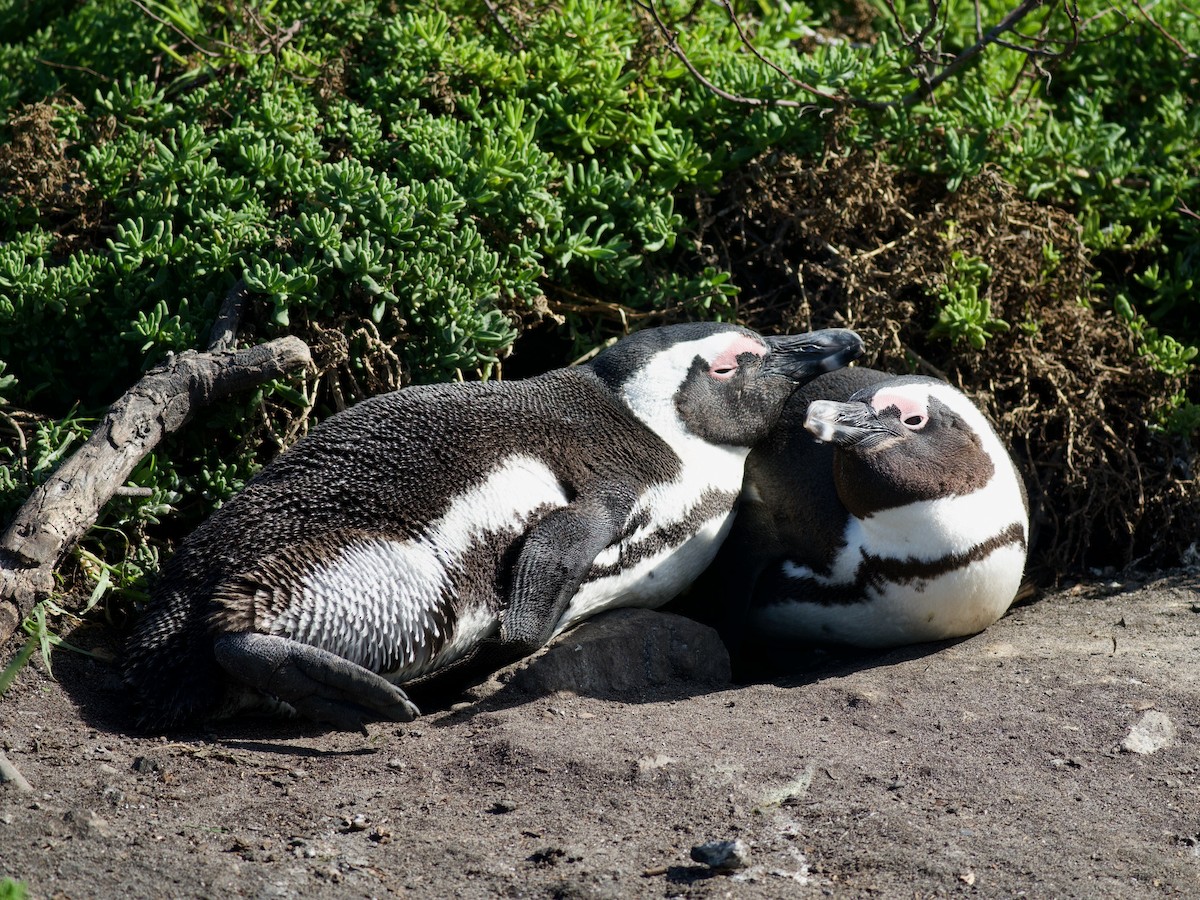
[590,323,864,449]
[804,376,1022,518]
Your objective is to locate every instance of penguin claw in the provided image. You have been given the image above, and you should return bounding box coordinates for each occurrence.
[213,632,420,731]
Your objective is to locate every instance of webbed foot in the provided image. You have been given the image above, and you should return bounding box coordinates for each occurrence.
[213,632,420,733]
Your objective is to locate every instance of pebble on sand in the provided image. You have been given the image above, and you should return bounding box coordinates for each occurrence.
[1120,710,1177,755]
[691,839,750,872]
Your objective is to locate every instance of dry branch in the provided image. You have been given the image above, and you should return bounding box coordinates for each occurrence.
[0,336,312,647]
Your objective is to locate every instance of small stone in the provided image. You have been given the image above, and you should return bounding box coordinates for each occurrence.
[387,757,405,769]
[691,838,750,872]
[488,798,518,814]
[1121,711,1177,755]
[131,755,165,776]
[342,813,369,832]
[63,808,113,839]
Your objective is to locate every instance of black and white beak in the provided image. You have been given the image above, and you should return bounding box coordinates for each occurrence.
[804,399,896,447]
[762,329,865,382]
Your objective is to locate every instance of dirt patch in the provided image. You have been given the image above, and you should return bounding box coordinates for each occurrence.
[0,101,101,252]
[3,573,1198,897]
[696,152,1199,577]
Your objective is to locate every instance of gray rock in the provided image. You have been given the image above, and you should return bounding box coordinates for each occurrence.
[691,838,750,872]
[63,808,113,839]
[497,609,731,698]
[1120,710,1177,754]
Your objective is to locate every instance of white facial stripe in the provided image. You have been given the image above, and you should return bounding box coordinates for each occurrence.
[620,332,762,480]
[274,455,568,677]
[921,384,1010,460]
[620,332,766,437]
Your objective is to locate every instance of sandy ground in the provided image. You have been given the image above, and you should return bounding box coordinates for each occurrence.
[2,572,1198,899]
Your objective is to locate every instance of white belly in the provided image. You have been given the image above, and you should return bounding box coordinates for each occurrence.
[555,509,736,636]
[756,542,1026,647]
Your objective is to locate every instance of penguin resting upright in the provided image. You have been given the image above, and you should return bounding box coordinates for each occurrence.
[711,368,1028,661]
[123,322,864,731]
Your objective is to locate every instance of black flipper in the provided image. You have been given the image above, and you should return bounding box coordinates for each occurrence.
[408,487,637,695]
[213,632,421,733]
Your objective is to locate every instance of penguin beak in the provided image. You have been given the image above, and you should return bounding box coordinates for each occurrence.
[762,329,865,383]
[804,400,894,447]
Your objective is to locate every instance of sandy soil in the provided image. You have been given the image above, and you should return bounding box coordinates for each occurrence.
[2,572,1198,899]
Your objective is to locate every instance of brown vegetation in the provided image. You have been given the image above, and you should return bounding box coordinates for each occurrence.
[697,151,1198,578]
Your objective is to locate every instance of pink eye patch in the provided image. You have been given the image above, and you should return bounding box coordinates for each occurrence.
[708,336,766,379]
[870,388,928,427]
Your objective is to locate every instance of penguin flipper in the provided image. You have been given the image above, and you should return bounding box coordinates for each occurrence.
[408,489,636,695]
[213,632,421,733]
[501,489,636,652]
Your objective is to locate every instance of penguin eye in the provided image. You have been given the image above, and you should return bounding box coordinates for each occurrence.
[710,364,738,381]
[872,389,929,431]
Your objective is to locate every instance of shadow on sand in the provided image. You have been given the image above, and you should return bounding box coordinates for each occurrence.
[51,608,969,750]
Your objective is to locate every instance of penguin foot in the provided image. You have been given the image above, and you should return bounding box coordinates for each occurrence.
[213,632,420,733]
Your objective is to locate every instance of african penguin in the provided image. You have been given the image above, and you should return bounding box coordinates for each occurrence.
[123,322,865,731]
[708,367,1028,660]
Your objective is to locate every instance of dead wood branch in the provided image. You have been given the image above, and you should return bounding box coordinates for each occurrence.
[0,336,311,647]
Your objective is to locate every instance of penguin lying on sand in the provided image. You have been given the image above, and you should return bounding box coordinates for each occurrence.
[123,322,864,731]
[710,367,1028,660]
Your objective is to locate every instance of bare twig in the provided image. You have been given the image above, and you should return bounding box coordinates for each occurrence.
[128,0,222,58]
[714,0,843,105]
[482,0,526,50]
[32,58,111,82]
[632,0,822,110]
[905,0,1049,104]
[130,0,305,60]
[636,0,1094,111]
[1132,0,1197,58]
